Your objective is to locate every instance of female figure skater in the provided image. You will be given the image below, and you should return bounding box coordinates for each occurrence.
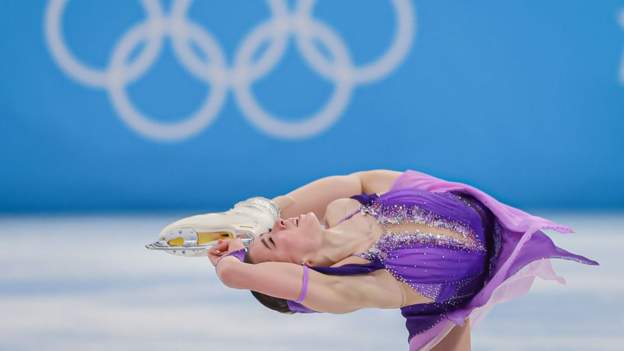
[207,169,599,350]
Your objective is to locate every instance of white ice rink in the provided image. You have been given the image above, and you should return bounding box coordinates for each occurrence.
[1,211,622,351]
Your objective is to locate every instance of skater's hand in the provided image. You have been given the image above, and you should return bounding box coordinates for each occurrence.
[208,238,246,267]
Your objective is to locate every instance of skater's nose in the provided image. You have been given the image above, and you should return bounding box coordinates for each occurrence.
[271,219,287,233]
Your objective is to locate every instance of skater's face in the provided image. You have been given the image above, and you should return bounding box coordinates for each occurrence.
[248,211,323,264]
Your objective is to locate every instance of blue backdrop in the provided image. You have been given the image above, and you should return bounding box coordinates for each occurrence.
[1,0,623,213]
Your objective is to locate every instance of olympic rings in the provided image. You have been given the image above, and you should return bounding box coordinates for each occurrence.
[44,0,416,141]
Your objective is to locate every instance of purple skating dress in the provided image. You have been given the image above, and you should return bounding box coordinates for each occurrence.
[286,169,599,351]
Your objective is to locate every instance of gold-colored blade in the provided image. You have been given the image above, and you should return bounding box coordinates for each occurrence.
[197,231,233,244]
[165,231,234,247]
[166,237,185,246]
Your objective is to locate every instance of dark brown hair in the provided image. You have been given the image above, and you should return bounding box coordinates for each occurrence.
[244,248,294,314]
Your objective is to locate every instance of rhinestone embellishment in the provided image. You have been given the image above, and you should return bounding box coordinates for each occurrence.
[361,201,478,241]
[353,201,486,261]
[351,198,488,302]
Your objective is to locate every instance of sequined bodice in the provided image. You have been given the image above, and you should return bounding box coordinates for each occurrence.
[289,189,497,315]
[341,192,487,263]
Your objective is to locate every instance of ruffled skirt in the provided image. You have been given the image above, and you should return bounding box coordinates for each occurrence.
[390,170,600,351]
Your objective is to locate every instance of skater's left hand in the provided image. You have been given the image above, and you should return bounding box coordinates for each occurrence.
[208,238,246,267]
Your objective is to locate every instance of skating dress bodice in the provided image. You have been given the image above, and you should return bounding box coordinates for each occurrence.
[287,189,499,337]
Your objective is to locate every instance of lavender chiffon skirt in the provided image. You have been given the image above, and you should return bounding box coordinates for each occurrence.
[391,170,600,351]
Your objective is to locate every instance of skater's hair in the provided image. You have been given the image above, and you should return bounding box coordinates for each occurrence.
[244,249,294,314]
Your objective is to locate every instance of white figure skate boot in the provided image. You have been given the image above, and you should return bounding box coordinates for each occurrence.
[145,197,280,257]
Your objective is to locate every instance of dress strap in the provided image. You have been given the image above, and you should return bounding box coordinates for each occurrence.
[335,207,361,225]
[310,260,384,275]
[333,192,380,226]
[350,192,380,205]
[294,264,310,303]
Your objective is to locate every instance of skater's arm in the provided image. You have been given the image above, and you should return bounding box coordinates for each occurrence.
[217,257,357,313]
[270,173,361,221]
[356,169,404,194]
[271,169,403,220]
[217,256,411,314]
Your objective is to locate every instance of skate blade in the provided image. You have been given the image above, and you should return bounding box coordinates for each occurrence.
[145,230,253,257]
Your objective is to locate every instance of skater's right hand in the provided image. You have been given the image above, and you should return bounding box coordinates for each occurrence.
[208,238,246,267]
[207,240,227,267]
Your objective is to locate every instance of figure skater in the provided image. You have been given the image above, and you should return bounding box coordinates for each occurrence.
[205,169,599,350]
